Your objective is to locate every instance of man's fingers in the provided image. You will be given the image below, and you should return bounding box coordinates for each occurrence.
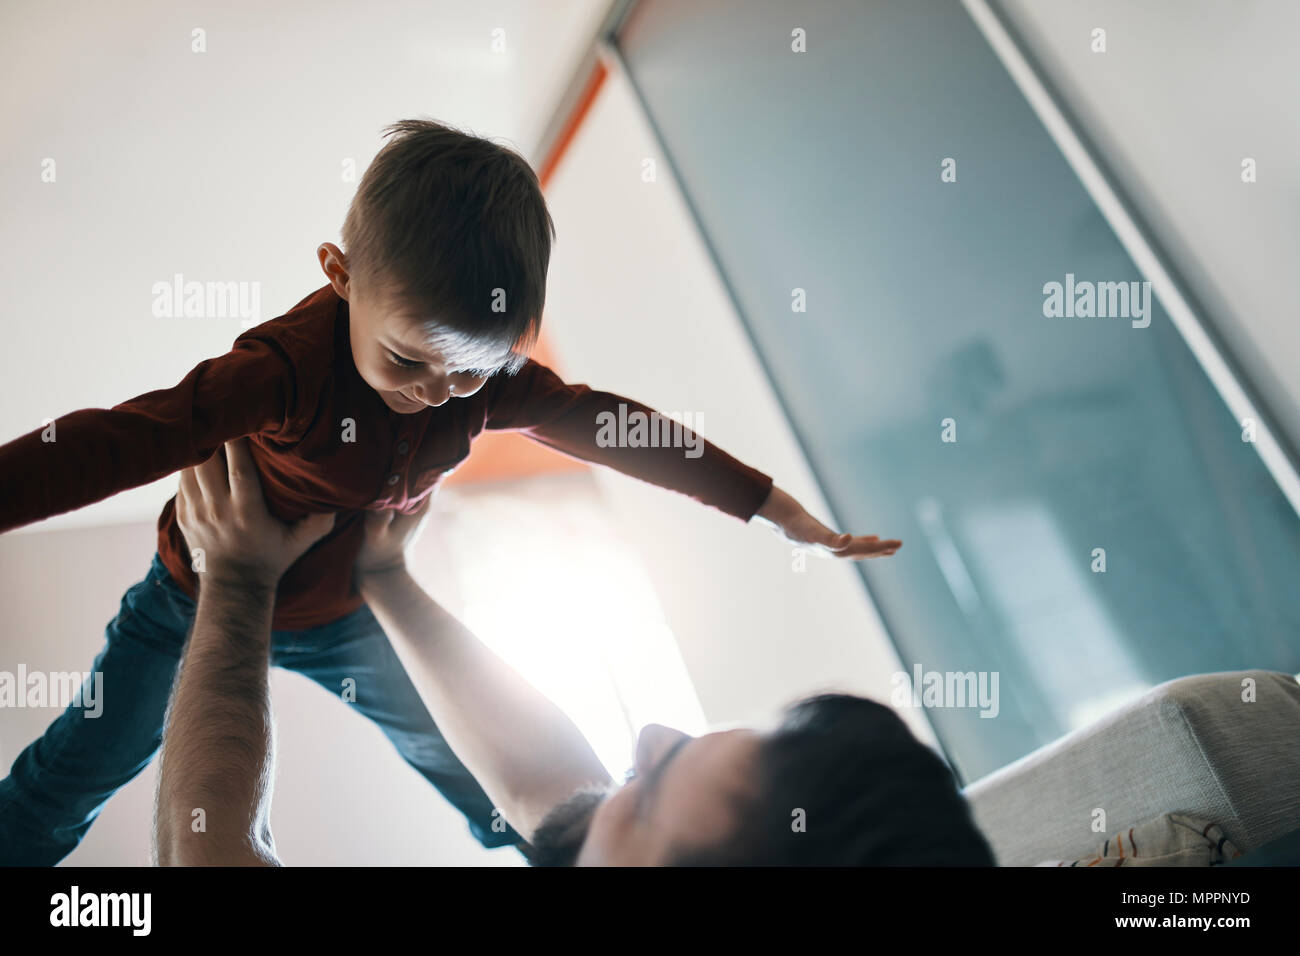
[192,445,230,508]
[174,476,192,539]
[223,438,260,507]
[361,498,432,557]
[177,465,199,517]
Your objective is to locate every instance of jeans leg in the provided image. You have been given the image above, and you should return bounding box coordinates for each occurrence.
[274,603,522,850]
[0,555,195,865]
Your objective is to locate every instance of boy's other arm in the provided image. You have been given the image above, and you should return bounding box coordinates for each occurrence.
[484,359,773,521]
[485,361,901,557]
[0,338,295,534]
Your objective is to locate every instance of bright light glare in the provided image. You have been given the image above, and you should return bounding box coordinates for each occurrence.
[420,477,708,777]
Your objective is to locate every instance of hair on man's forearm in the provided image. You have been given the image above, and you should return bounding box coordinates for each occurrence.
[154,582,280,865]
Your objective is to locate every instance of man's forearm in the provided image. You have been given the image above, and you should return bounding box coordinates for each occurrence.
[154,573,281,866]
[358,567,612,840]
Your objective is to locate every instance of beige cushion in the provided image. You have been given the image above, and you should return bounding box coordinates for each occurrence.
[962,671,1300,866]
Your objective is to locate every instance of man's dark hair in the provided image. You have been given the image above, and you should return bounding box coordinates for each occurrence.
[524,694,997,866]
[674,694,996,866]
[341,118,555,374]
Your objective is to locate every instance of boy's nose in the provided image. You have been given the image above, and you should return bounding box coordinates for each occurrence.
[412,377,451,407]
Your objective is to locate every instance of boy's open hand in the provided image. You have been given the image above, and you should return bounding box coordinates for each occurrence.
[755,485,901,559]
[357,496,433,578]
[175,438,336,585]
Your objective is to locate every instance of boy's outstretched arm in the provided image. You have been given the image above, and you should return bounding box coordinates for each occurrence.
[484,360,900,559]
[0,338,295,534]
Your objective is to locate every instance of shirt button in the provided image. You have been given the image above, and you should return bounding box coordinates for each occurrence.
[386,474,400,486]
[396,440,410,455]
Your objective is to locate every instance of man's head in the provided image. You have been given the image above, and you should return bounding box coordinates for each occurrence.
[320,118,555,414]
[525,694,996,866]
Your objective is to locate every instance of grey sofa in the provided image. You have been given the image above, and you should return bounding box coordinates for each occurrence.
[961,670,1300,866]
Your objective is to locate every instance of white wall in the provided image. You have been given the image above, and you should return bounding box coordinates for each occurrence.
[994,0,1300,458]
[539,59,932,743]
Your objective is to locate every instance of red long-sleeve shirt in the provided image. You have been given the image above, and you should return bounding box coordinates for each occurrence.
[0,285,773,629]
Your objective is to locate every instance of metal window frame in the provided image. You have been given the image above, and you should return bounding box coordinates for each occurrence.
[963,0,1300,517]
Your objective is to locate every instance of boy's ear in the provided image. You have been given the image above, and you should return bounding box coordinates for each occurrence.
[317,243,352,301]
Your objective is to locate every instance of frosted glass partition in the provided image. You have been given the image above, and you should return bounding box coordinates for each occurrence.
[617,0,1300,781]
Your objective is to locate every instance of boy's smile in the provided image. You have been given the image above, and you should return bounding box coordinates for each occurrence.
[318,242,513,414]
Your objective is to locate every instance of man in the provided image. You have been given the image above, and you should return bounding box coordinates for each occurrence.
[154,439,994,866]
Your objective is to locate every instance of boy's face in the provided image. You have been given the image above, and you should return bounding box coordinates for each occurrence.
[320,244,511,414]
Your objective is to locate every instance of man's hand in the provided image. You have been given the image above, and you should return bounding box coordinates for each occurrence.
[755,485,901,559]
[357,496,432,578]
[175,438,335,585]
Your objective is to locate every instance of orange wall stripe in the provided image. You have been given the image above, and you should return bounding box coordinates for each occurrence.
[538,58,609,189]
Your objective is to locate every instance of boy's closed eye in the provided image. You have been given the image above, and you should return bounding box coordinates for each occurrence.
[387,350,494,378]
[388,350,425,369]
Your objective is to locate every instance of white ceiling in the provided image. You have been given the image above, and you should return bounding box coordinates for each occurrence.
[0,0,609,530]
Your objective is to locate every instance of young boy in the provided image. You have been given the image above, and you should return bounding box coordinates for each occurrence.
[0,120,899,864]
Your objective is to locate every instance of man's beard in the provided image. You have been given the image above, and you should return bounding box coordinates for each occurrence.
[519,785,612,867]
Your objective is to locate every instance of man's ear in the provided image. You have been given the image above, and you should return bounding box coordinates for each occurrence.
[317,243,352,301]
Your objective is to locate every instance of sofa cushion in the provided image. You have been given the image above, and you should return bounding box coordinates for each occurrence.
[962,670,1300,866]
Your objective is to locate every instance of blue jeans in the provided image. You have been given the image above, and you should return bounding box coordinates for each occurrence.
[0,554,520,864]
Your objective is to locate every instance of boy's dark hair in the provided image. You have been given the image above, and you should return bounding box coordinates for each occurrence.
[674,694,997,866]
[342,118,555,374]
